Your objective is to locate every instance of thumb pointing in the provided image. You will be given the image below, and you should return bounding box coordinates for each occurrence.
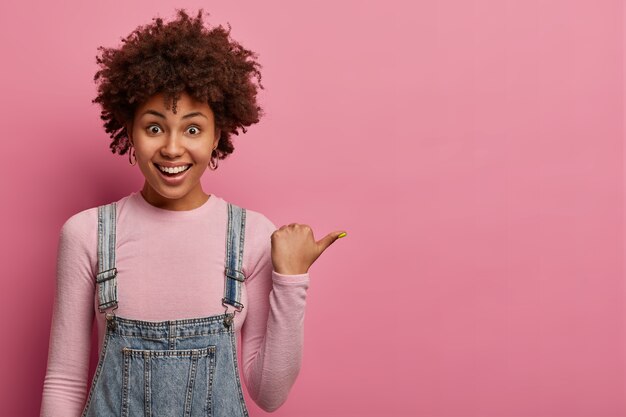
[316,231,347,254]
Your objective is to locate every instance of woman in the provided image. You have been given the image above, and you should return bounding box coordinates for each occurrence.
[40,9,346,417]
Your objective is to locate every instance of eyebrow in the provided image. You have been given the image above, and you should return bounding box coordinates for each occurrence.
[141,110,208,120]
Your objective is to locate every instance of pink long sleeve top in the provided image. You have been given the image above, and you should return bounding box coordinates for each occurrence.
[40,190,310,416]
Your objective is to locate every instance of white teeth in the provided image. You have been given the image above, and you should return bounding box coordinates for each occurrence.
[157,164,191,174]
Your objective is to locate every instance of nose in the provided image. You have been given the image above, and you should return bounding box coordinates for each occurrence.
[160,132,185,158]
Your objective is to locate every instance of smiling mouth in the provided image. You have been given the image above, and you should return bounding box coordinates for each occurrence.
[153,163,192,177]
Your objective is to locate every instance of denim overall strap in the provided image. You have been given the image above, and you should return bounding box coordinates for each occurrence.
[96,202,118,314]
[222,203,246,327]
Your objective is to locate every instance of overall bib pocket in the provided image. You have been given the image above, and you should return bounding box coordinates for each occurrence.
[121,345,217,417]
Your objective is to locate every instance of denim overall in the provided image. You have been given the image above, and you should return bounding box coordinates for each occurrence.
[81,201,250,417]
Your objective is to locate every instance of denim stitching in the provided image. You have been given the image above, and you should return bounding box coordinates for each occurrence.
[206,349,215,417]
[229,328,249,417]
[183,352,199,417]
[223,204,246,312]
[121,348,130,417]
[80,330,112,417]
[144,352,151,417]
[122,346,215,358]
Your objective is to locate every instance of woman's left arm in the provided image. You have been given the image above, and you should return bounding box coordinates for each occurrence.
[240,215,345,412]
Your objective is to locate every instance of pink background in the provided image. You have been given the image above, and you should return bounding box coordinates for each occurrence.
[1,0,625,416]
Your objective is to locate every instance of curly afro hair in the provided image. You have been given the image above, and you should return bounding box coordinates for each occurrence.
[92,8,265,160]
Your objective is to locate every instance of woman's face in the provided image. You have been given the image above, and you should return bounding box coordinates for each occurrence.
[127,91,220,210]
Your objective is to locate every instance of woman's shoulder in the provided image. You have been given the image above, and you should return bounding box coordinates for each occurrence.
[59,194,132,240]
[225,200,277,236]
[227,203,277,275]
[57,206,99,263]
[220,198,277,247]
[60,206,97,236]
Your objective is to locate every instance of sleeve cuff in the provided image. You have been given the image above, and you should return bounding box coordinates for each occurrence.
[271,270,310,285]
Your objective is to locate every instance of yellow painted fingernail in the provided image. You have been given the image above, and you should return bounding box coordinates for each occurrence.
[338,232,347,238]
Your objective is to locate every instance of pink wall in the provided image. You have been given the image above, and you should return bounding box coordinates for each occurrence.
[1,0,624,416]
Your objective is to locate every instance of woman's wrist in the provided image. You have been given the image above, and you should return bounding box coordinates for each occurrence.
[272,267,308,275]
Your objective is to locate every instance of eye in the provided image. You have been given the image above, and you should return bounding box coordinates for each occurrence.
[147,124,162,135]
[187,126,201,135]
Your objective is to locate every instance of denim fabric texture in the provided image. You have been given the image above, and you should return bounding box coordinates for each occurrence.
[81,201,249,417]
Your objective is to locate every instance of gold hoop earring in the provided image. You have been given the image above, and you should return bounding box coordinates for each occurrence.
[128,146,137,166]
[208,148,219,170]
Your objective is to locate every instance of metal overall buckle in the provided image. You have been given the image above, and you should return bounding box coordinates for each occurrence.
[222,299,243,328]
[103,304,119,332]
